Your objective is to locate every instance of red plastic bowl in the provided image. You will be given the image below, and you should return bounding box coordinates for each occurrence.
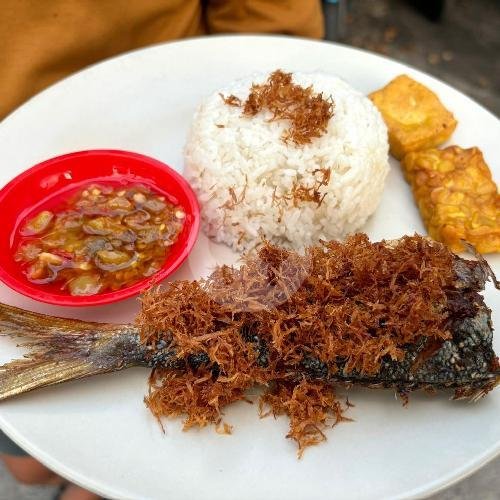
[0,150,200,306]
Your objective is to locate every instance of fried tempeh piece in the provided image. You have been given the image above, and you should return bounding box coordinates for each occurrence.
[402,146,500,253]
[369,74,457,159]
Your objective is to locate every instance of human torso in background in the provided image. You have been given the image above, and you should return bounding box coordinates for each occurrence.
[0,0,323,119]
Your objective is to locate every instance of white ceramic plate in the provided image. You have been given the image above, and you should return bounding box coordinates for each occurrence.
[0,36,498,500]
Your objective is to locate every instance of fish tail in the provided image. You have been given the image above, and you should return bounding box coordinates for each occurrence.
[0,302,144,401]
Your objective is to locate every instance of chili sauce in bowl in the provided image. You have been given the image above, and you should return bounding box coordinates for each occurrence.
[0,150,200,306]
[15,184,186,296]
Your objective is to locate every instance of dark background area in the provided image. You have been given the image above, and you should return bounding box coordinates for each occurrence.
[337,0,499,116]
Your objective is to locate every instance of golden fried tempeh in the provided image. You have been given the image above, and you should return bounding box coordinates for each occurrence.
[402,146,500,253]
[369,75,457,159]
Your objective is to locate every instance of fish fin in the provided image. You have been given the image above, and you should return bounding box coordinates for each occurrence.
[0,302,143,400]
[452,374,500,402]
[0,358,109,401]
[470,375,500,402]
[461,241,499,289]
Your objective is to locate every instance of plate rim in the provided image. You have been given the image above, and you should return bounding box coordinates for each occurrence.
[0,34,498,500]
[1,34,498,130]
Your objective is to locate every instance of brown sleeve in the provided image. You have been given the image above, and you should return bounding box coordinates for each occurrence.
[0,0,204,119]
[205,0,324,39]
[0,0,324,120]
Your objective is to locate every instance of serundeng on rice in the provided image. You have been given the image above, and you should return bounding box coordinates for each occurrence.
[185,70,389,252]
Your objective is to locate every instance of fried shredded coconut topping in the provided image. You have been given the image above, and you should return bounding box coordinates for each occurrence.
[291,168,331,207]
[222,70,335,145]
[137,234,455,455]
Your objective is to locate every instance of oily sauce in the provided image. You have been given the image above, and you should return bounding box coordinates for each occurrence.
[14,183,185,296]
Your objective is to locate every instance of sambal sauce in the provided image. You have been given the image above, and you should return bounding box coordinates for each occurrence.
[14,184,185,296]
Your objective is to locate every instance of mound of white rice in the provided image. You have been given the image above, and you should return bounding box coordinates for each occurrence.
[184,71,389,252]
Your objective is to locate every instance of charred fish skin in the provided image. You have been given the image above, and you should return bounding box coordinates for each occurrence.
[375,309,496,392]
[85,326,147,371]
[452,258,490,290]
[145,257,499,396]
[143,338,211,370]
[296,258,499,396]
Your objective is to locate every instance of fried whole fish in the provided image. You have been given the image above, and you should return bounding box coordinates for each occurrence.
[0,235,499,452]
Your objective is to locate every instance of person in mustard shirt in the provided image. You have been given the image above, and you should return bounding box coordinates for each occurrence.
[0,1,324,499]
[0,0,324,120]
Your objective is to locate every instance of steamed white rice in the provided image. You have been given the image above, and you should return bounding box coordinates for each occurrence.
[184,71,389,252]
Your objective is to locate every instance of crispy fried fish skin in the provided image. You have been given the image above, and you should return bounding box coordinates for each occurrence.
[278,254,500,400]
[301,296,498,400]
[402,146,500,253]
[369,74,457,159]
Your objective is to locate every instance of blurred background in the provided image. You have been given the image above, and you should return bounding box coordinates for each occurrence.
[325,0,499,116]
[0,0,498,499]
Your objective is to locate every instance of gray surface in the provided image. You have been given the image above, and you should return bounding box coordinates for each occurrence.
[429,457,500,500]
[0,0,499,499]
[0,463,57,500]
[1,452,499,499]
[340,0,500,116]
